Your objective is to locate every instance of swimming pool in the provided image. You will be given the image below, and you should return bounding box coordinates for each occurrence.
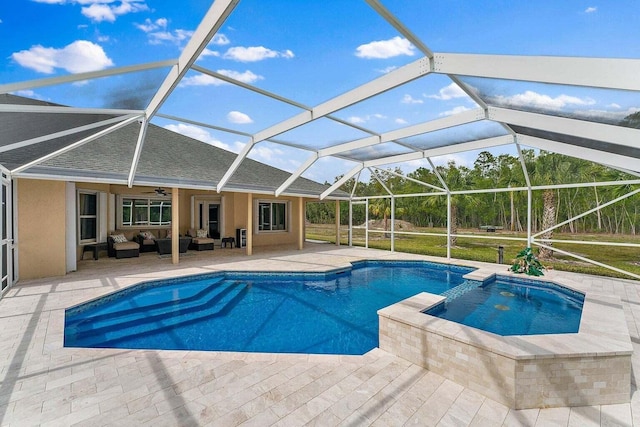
[64,261,472,355]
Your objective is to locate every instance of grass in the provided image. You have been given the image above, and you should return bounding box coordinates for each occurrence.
[306,223,640,279]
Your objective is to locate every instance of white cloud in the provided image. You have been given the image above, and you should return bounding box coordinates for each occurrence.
[163,123,233,151]
[180,69,263,87]
[223,46,294,62]
[196,35,231,58]
[585,6,597,13]
[148,29,193,45]
[11,40,113,74]
[227,111,253,124]
[395,118,408,125]
[211,34,230,45]
[10,89,47,100]
[494,90,596,109]
[401,94,423,104]
[135,17,167,33]
[439,106,471,117]
[355,36,415,59]
[431,153,473,168]
[135,17,194,45]
[608,103,621,109]
[377,66,397,74]
[348,113,386,124]
[249,145,285,162]
[219,69,263,84]
[428,83,468,100]
[199,48,220,58]
[81,1,148,23]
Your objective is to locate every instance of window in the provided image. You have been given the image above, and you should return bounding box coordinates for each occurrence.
[258,201,287,231]
[78,191,97,243]
[121,198,171,227]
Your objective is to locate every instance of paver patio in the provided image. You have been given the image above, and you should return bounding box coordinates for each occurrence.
[2,244,640,426]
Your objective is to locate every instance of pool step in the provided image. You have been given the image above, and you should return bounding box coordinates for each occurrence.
[65,280,249,347]
[442,280,483,302]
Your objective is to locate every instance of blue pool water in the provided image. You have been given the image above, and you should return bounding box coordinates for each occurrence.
[427,278,584,336]
[64,261,472,355]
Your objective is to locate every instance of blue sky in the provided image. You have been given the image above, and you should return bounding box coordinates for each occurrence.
[1,0,639,184]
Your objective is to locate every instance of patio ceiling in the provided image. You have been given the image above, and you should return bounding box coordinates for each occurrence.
[1,0,639,199]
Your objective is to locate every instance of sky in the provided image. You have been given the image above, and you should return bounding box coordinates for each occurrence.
[1,0,639,185]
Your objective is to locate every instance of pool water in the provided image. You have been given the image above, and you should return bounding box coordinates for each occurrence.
[64,261,472,355]
[426,279,584,336]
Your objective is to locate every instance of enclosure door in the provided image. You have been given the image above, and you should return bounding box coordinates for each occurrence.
[0,170,12,298]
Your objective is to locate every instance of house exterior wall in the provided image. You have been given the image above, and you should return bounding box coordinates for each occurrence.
[16,180,312,281]
[251,195,303,247]
[17,179,67,279]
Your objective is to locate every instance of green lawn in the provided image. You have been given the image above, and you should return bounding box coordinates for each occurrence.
[306,223,640,279]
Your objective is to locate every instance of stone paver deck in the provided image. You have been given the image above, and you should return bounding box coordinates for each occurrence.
[1,243,640,426]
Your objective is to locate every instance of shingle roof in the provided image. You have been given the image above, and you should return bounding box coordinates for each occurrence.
[0,94,341,197]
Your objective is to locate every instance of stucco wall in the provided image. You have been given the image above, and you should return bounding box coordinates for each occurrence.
[251,196,302,248]
[18,179,67,279]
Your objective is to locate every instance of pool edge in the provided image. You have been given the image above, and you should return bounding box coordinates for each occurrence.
[378,280,632,409]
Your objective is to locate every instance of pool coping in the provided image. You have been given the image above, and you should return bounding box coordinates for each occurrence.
[377,269,633,408]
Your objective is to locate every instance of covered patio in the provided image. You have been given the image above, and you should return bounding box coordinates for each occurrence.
[2,244,640,426]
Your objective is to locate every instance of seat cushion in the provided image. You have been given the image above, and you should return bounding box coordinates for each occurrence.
[114,241,140,250]
[193,237,215,244]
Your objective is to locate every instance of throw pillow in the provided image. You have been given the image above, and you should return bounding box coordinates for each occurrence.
[141,230,156,240]
[196,229,208,238]
[111,234,128,243]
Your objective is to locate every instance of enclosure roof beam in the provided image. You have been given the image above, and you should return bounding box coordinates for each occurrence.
[11,114,142,174]
[365,0,434,59]
[0,114,139,154]
[145,0,239,119]
[369,167,393,195]
[275,153,319,197]
[371,166,445,192]
[517,134,640,173]
[218,57,431,192]
[488,106,640,150]
[320,164,364,200]
[127,118,149,187]
[362,134,512,168]
[0,59,176,95]
[432,52,640,91]
[0,104,142,115]
[426,157,449,193]
[317,107,485,158]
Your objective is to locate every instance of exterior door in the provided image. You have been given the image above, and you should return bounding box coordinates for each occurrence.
[1,168,12,298]
[196,198,223,240]
[208,204,220,239]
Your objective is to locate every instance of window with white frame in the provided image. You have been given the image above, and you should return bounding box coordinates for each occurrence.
[120,197,171,227]
[78,191,98,243]
[257,200,288,232]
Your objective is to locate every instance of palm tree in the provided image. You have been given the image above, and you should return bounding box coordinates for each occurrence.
[531,152,574,259]
[369,197,391,235]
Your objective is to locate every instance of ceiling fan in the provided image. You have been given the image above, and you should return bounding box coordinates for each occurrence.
[143,187,170,196]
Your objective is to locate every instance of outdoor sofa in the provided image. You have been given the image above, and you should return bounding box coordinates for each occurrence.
[187,228,215,251]
[107,230,140,259]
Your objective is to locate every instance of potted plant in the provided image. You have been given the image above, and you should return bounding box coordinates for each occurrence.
[510,247,545,276]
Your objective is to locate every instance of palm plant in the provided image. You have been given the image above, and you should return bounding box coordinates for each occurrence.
[510,247,545,276]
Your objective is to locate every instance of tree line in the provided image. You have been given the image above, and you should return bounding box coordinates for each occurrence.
[307,149,640,242]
